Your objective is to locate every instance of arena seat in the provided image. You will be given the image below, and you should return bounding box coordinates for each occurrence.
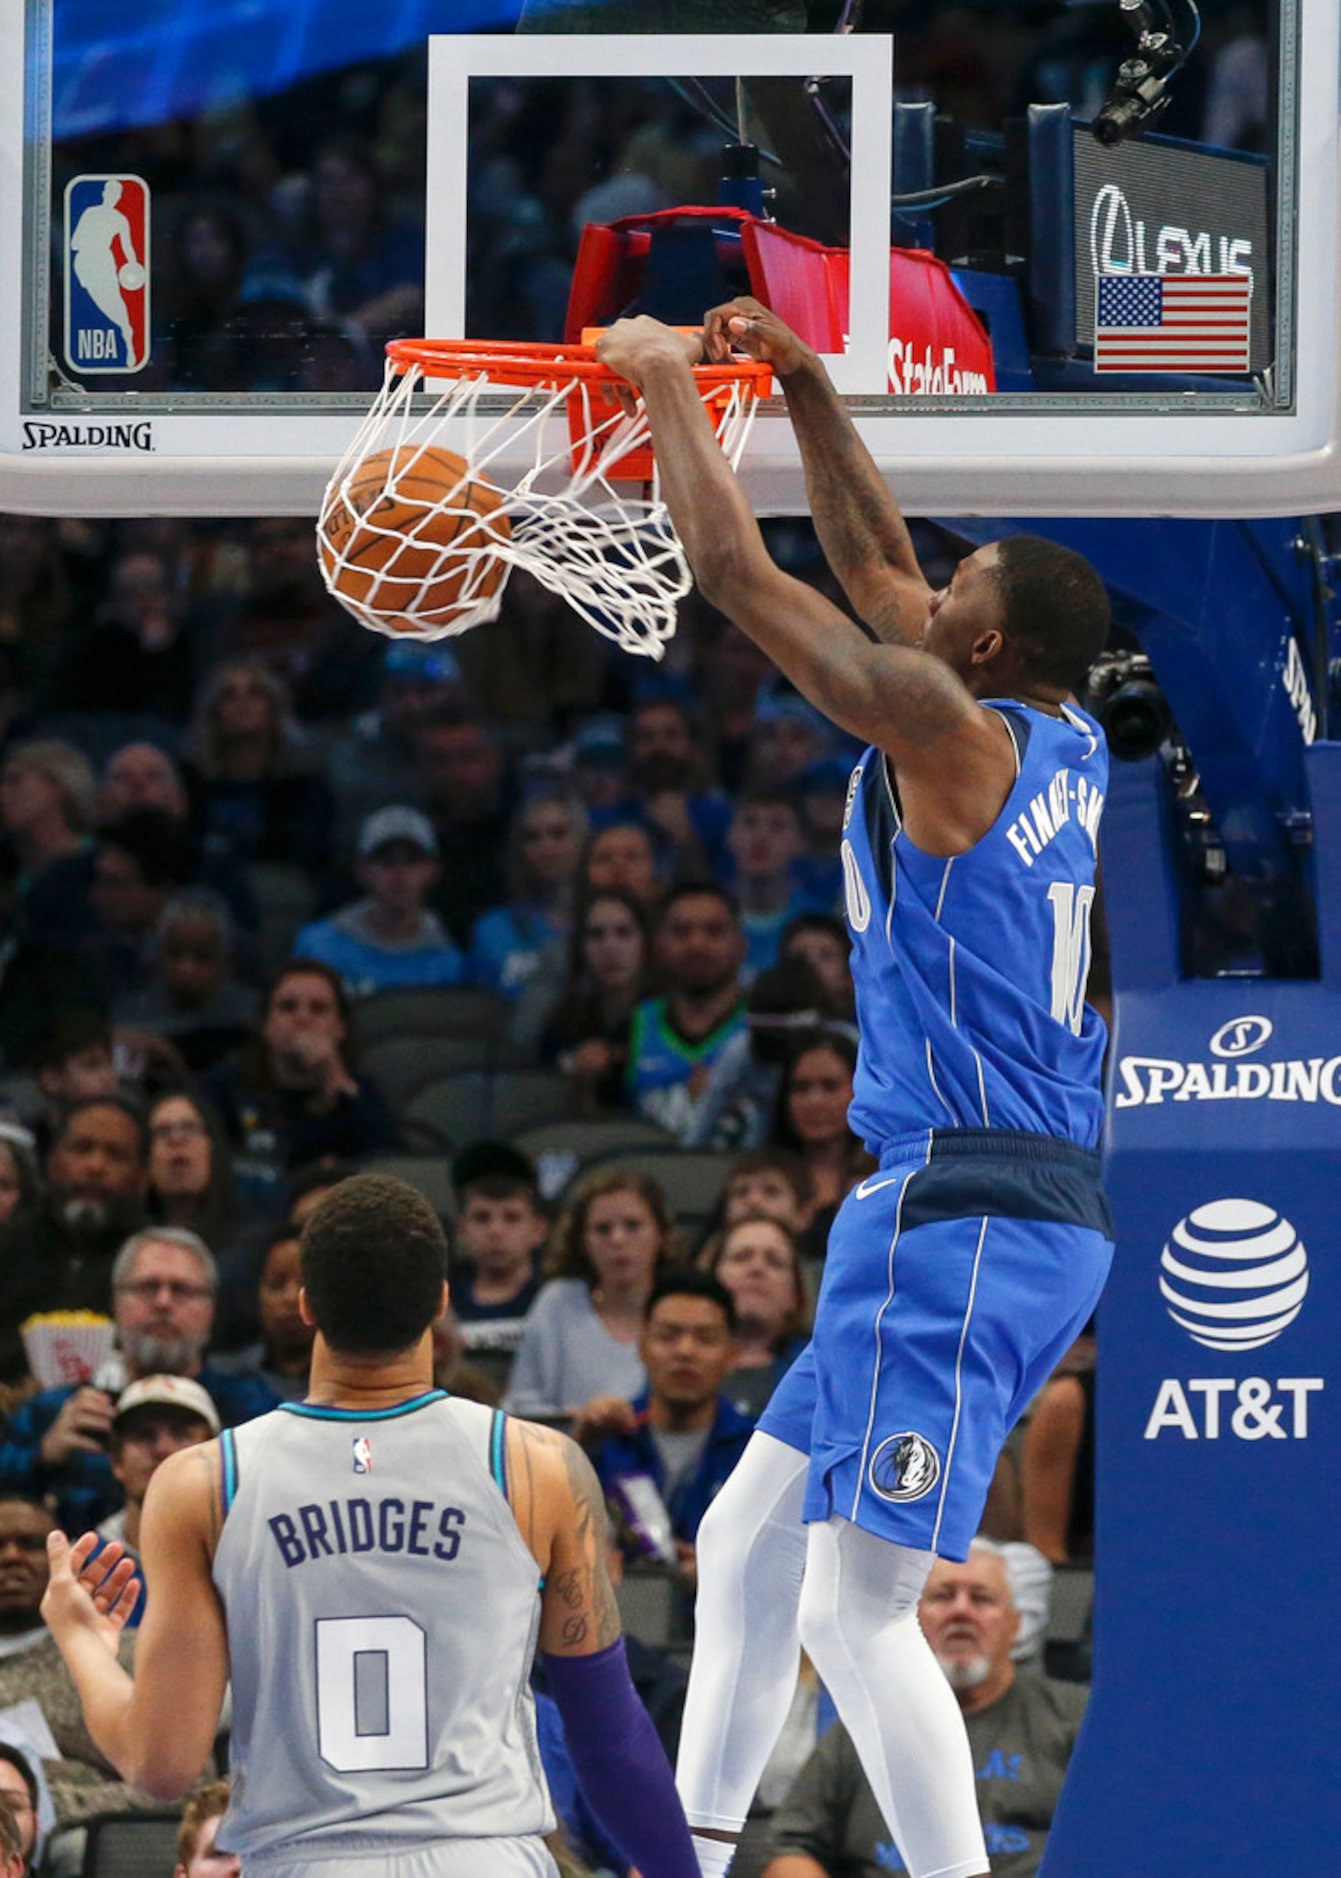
[354,984,513,1047]
[405,1068,573,1147]
[64,1810,182,1878]
[615,1561,690,1648]
[511,1115,679,1202]
[247,862,317,978]
[361,1032,503,1107]
[573,1148,738,1235]
[356,1154,457,1221]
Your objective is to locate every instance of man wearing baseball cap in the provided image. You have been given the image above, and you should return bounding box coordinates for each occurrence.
[97,1376,220,1625]
[293,805,466,999]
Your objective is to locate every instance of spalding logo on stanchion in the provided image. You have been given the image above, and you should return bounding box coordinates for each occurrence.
[1159,1199,1309,1352]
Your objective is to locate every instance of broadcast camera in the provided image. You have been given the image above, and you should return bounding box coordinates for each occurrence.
[1083,649,1174,760]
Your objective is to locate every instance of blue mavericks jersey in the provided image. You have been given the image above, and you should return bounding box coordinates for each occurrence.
[841,702,1108,1151]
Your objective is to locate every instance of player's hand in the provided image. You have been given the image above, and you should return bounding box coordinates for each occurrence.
[594,317,703,391]
[703,295,812,377]
[40,1386,115,1466]
[41,1531,141,1653]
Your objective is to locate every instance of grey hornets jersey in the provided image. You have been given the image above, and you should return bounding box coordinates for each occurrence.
[213,1391,553,1861]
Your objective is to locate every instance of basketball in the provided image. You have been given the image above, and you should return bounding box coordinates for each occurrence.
[118,261,145,291]
[318,444,511,632]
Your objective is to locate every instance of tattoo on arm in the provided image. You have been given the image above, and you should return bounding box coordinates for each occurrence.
[553,1438,622,1653]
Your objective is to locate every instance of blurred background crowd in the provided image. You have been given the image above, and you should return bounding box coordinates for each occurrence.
[0,503,1099,1877]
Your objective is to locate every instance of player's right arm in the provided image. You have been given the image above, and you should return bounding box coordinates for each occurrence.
[41,1441,228,1801]
[506,1418,698,1878]
[703,296,932,647]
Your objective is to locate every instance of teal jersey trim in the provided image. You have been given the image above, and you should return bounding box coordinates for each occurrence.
[279,1389,448,1423]
[219,1426,238,1515]
[489,1407,508,1497]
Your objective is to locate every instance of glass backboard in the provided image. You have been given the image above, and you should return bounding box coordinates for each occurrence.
[1,0,1337,518]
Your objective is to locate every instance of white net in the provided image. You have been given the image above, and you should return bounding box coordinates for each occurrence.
[316,352,762,660]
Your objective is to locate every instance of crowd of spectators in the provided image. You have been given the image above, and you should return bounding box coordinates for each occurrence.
[0,502,1099,1874]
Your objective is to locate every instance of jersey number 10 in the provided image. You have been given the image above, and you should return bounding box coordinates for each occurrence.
[1047,882,1096,1035]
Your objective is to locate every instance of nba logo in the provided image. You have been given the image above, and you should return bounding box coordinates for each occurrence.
[64,175,150,374]
[352,1436,373,1475]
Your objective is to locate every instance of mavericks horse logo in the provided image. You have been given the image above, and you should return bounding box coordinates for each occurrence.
[869,1431,940,1502]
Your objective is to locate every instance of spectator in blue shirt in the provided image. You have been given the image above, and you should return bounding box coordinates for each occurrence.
[468,788,587,998]
[588,1270,753,1583]
[294,806,465,999]
[0,1225,277,1534]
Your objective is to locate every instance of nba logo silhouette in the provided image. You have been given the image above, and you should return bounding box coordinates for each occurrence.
[64,174,150,374]
[352,1436,373,1475]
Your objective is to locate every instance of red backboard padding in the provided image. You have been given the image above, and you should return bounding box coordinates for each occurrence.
[566,205,995,393]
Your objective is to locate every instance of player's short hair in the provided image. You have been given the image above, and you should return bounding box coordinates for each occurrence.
[988,535,1111,693]
[645,1267,737,1334]
[300,1173,447,1356]
[176,1779,231,1870]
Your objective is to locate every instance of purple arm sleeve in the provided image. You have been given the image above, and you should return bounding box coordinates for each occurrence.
[542,1639,698,1878]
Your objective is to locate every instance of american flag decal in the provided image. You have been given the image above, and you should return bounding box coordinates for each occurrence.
[1093,273,1252,374]
[352,1436,372,1475]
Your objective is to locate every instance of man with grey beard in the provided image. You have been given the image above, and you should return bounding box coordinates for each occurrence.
[761,1545,1087,1878]
[0,1097,151,1383]
[0,1228,276,1534]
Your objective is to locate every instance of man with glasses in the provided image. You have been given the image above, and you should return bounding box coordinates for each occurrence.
[0,1227,276,1533]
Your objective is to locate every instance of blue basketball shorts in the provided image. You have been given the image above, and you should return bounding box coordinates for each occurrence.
[757,1127,1113,1561]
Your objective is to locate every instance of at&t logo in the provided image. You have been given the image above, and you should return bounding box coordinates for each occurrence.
[1146,1195,1322,1444]
[1159,1198,1307,1351]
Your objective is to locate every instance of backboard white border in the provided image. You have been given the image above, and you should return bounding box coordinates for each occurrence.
[425,35,891,398]
[0,1,1336,518]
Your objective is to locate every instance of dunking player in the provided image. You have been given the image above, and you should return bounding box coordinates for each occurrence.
[40,1173,697,1878]
[595,304,1115,1878]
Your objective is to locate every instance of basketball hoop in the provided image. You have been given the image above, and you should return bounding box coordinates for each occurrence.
[316,336,770,661]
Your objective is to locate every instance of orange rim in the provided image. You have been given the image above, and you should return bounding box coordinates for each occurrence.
[384,336,772,396]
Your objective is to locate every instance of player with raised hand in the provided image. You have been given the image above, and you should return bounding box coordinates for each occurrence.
[594,306,1115,1878]
[40,1172,698,1878]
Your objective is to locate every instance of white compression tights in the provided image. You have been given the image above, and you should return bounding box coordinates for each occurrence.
[676,1432,810,1833]
[797,1518,988,1878]
[676,1431,987,1878]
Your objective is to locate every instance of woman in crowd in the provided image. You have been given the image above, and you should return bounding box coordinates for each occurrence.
[533,889,656,1113]
[181,661,334,878]
[469,788,588,998]
[767,1027,875,1260]
[703,1211,810,1420]
[504,1164,680,1422]
[145,1089,240,1257]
